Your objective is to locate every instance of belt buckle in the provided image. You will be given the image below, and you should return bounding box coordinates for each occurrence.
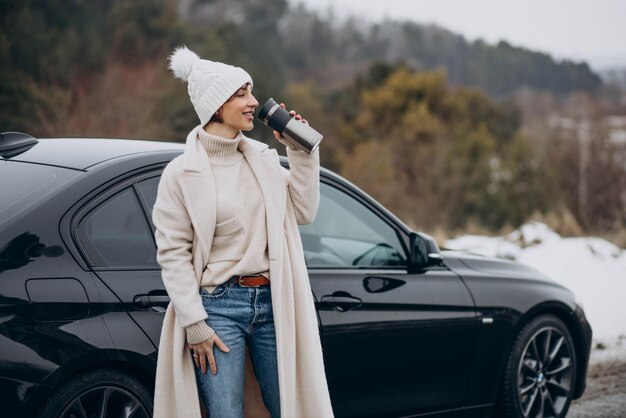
[235,274,267,287]
[237,275,255,287]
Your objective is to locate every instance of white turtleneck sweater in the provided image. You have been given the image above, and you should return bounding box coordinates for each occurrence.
[185,129,270,344]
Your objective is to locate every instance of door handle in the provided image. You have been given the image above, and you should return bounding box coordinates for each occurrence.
[320,291,363,312]
[134,292,170,311]
[363,276,405,293]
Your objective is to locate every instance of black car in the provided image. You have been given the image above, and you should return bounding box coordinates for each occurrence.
[0,132,591,418]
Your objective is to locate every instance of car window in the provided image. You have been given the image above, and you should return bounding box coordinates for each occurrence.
[0,161,80,228]
[77,188,157,269]
[135,176,160,215]
[299,182,407,268]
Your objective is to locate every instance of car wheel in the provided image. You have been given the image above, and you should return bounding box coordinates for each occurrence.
[500,314,576,418]
[37,369,152,418]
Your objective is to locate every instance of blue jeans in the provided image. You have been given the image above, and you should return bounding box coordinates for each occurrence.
[195,279,281,418]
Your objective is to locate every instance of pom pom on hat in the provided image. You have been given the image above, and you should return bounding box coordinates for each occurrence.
[168,45,253,127]
[168,45,200,82]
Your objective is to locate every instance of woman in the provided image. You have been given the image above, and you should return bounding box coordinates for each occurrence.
[152,46,334,418]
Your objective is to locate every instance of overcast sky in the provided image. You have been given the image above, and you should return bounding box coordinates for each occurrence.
[289,0,626,70]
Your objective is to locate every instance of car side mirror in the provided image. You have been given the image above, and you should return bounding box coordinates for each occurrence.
[409,232,443,269]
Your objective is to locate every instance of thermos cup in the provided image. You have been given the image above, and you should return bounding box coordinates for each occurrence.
[257,98,323,153]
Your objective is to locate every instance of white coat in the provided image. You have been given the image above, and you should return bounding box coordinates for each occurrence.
[152,125,334,418]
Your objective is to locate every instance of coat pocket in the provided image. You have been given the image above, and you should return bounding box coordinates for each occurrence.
[214,216,243,236]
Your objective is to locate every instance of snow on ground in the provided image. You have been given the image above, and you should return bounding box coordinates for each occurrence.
[446,222,626,360]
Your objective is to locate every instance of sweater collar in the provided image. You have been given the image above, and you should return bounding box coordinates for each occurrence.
[197,128,243,165]
[183,125,271,174]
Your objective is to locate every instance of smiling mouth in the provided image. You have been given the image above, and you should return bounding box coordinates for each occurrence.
[243,111,254,119]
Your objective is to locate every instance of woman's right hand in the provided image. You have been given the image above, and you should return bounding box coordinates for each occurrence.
[189,334,230,375]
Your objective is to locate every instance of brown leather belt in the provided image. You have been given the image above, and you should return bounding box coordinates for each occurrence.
[233,274,270,287]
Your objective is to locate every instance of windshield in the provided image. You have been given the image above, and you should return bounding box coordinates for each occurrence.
[0,161,80,227]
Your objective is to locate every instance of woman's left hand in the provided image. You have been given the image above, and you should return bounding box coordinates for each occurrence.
[272,102,308,142]
[189,334,230,375]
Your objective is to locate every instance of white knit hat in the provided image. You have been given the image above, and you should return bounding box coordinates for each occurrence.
[168,46,253,127]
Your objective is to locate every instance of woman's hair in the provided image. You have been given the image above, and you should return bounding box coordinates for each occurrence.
[209,82,252,124]
[209,112,224,124]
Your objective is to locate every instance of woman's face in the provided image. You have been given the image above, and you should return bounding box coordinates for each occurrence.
[219,84,259,135]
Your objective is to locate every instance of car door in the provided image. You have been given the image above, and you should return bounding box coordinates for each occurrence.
[73,171,167,349]
[300,179,476,418]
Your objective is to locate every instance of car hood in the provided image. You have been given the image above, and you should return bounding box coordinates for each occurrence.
[441,249,554,283]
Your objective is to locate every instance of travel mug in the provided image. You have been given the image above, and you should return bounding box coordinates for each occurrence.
[257,98,323,153]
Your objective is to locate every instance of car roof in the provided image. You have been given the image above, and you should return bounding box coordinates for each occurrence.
[3,136,413,234]
[5,137,185,170]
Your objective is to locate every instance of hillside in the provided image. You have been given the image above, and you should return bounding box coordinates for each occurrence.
[599,67,626,90]
[178,0,603,97]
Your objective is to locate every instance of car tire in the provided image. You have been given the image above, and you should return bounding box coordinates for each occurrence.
[499,314,577,418]
[37,369,153,418]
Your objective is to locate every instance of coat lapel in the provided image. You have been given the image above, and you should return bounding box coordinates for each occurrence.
[239,136,286,261]
[180,126,216,264]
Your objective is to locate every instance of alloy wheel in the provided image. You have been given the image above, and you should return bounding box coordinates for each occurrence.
[517,326,574,418]
[59,385,150,418]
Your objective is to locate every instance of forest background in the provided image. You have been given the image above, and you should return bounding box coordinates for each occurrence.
[1,0,625,246]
